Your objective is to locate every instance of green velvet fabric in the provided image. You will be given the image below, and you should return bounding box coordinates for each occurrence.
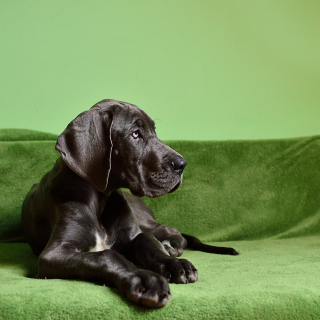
[1,129,320,319]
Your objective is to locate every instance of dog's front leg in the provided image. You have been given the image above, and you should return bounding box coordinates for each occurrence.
[131,232,198,284]
[38,244,170,308]
[38,246,170,307]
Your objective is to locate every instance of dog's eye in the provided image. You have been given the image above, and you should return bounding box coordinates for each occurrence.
[131,130,140,139]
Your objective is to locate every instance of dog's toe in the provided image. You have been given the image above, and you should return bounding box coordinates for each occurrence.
[156,258,199,284]
[124,270,171,308]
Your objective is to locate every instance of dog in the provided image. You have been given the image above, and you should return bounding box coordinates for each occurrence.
[22,99,237,308]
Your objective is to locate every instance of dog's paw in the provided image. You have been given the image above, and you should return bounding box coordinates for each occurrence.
[153,258,198,284]
[119,270,171,308]
[161,236,186,257]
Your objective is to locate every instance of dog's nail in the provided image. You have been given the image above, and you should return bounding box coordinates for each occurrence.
[157,292,170,307]
[138,287,145,294]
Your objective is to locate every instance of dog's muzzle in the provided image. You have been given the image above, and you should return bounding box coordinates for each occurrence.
[167,156,186,193]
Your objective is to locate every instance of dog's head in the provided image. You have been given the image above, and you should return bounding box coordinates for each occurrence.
[56,99,187,198]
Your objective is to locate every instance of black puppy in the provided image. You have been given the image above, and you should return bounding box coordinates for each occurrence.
[22,99,237,308]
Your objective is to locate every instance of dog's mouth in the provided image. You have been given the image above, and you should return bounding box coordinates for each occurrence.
[130,189,144,198]
[130,175,182,198]
[168,179,182,194]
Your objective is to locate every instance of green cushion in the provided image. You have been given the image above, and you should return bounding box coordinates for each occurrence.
[1,129,320,319]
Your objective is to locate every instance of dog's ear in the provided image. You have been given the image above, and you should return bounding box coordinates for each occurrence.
[55,108,113,192]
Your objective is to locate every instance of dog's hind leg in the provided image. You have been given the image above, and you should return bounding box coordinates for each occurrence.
[121,192,188,257]
[149,224,188,257]
[131,231,198,284]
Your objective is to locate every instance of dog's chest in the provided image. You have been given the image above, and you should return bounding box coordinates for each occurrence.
[89,232,110,252]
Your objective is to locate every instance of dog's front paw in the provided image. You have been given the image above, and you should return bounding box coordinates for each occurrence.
[153,258,198,284]
[118,270,171,308]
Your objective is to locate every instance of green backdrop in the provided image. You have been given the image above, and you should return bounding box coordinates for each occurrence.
[1,1,319,141]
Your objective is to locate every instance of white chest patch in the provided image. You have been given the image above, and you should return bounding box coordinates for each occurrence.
[89,232,110,252]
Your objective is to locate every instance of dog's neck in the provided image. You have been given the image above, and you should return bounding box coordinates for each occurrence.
[55,157,122,213]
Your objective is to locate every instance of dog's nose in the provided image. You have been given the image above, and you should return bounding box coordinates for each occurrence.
[171,156,187,174]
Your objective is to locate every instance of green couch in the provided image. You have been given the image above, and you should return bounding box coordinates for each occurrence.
[1,129,320,319]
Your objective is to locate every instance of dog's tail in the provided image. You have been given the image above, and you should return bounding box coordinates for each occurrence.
[182,233,239,255]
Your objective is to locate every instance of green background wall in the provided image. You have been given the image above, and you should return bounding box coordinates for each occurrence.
[1,1,319,141]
